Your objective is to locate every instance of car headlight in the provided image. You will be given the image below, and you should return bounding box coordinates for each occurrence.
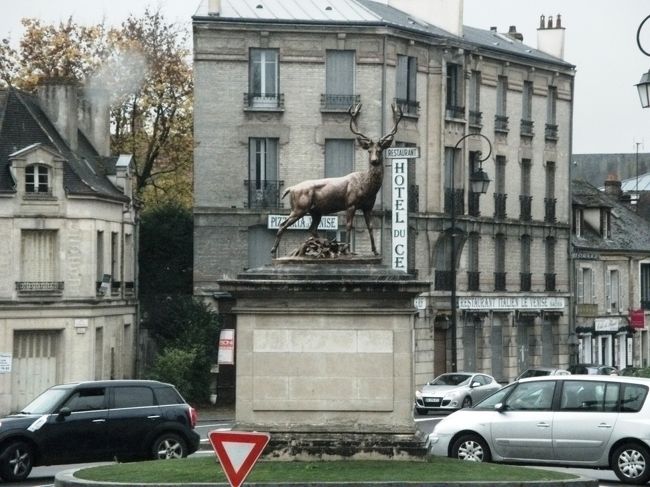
[415,390,422,399]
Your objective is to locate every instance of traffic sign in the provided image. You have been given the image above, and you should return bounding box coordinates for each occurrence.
[209,430,270,487]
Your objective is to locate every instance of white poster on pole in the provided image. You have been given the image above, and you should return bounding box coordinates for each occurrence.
[217,329,235,365]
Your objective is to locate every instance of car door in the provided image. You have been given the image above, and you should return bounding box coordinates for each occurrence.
[470,374,501,403]
[552,380,619,464]
[107,385,163,458]
[39,386,109,464]
[490,380,556,461]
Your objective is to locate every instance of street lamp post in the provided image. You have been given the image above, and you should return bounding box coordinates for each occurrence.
[635,15,650,107]
[449,133,492,372]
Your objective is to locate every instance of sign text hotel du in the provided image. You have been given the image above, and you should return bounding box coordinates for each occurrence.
[458,296,566,310]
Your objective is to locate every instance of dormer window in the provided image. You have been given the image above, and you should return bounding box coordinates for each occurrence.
[25,164,50,194]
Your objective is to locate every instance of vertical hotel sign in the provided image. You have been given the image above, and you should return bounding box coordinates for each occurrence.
[386,147,419,272]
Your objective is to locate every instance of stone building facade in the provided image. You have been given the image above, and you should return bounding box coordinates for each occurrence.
[572,178,650,370]
[0,84,138,414]
[193,0,575,385]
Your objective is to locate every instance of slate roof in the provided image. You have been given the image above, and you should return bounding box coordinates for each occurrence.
[194,0,574,69]
[0,87,127,201]
[572,179,650,254]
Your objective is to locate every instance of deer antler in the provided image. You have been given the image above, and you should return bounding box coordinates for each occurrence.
[348,103,370,144]
[378,103,404,147]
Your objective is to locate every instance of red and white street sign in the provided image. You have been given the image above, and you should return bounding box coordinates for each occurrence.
[209,430,270,487]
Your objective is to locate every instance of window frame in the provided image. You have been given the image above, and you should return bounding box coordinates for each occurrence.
[249,48,279,107]
[25,163,50,194]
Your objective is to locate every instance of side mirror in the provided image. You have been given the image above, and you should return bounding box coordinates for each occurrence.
[494,402,506,412]
[471,381,481,388]
[58,407,72,418]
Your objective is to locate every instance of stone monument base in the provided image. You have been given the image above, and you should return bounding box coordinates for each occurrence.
[217,257,429,449]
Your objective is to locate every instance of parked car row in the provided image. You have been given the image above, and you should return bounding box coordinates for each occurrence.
[0,380,200,481]
[428,373,650,485]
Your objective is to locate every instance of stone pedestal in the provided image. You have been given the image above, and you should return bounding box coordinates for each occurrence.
[217,257,429,446]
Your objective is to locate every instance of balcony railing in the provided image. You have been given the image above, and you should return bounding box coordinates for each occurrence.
[394,98,420,118]
[24,190,55,200]
[520,119,534,137]
[468,191,481,217]
[16,281,64,294]
[544,198,557,223]
[495,115,509,133]
[494,272,507,291]
[435,270,453,291]
[444,188,464,215]
[244,92,284,111]
[446,105,465,120]
[545,273,556,292]
[519,195,532,221]
[321,94,360,112]
[467,271,480,291]
[409,184,419,212]
[245,180,283,209]
[520,272,531,292]
[494,193,507,219]
[545,123,558,141]
[469,110,483,129]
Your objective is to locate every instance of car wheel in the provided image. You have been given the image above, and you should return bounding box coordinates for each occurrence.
[415,407,427,416]
[0,441,34,481]
[451,434,491,463]
[612,442,650,484]
[151,433,187,460]
[461,396,472,408]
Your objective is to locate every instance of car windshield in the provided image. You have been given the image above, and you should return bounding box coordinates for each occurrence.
[18,387,71,414]
[519,369,551,379]
[432,374,471,386]
[474,383,515,409]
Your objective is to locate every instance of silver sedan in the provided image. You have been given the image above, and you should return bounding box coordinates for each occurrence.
[414,372,502,414]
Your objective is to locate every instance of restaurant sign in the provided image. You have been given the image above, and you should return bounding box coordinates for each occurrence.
[458,296,566,310]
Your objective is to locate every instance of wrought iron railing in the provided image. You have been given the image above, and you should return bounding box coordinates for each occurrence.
[244,92,285,110]
[519,195,532,221]
[321,94,360,112]
[468,191,481,217]
[444,188,464,215]
[446,105,465,120]
[544,198,557,223]
[467,271,480,291]
[520,272,532,292]
[545,273,556,291]
[545,123,558,141]
[16,281,64,293]
[245,180,284,209]
[520,119,534,137]
[494,193,507,219]
[434,270,453,291]
[469,110,483,128]
[495,115,509,133]
[494,272,507,291]
[24,190,54,199]
[394,98,420,117]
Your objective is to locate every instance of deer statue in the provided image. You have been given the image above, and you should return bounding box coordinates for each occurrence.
[270,103,403,257]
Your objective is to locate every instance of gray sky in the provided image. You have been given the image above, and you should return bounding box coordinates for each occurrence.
[2,0,650,154]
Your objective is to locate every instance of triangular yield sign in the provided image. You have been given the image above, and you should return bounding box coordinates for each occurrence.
[209,430,270,487]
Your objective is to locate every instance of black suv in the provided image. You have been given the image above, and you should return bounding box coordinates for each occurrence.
[0,380,200,481]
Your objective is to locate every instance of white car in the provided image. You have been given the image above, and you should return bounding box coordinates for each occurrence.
[428,375,650,484]
[414,372,502,414]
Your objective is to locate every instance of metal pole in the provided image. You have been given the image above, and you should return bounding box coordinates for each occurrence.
[449,133,492,373]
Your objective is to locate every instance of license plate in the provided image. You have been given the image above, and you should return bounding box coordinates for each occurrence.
[424,398,441,406]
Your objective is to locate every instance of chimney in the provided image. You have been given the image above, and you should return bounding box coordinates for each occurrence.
[388,0,464,37]
[506,25,523,42]
[208,0,221,16]
[79,86,111,157]
[537,13,566,59]
[37,79,79,151]
[604,175,623,198]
